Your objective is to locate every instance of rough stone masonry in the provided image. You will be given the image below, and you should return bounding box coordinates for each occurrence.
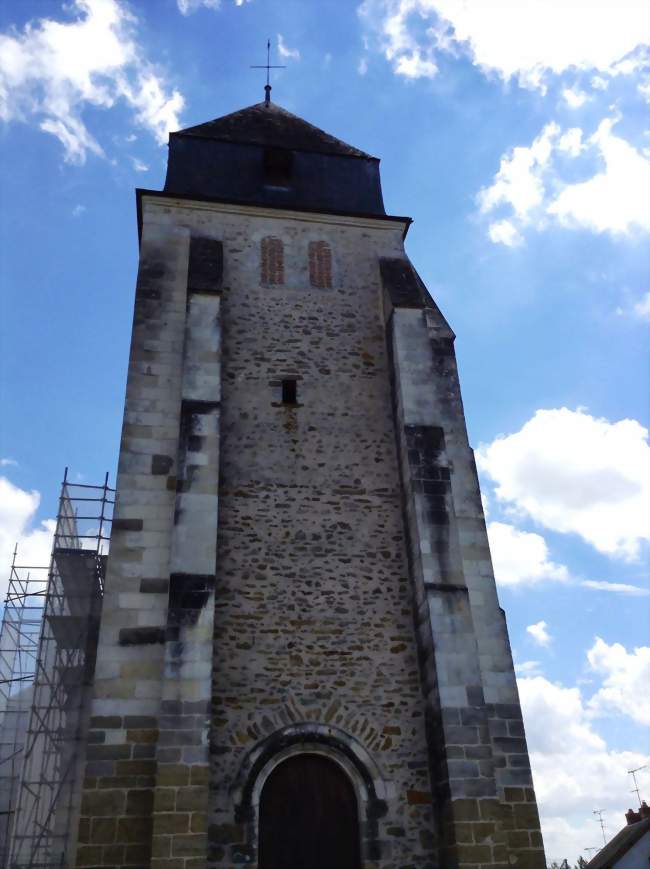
[73,100,546,869]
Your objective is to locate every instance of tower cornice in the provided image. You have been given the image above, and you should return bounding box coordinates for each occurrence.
[136,188,412,243]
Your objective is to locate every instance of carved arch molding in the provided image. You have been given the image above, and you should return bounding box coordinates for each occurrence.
[231,722,389,864]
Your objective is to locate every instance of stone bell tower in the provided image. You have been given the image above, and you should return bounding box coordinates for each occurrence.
[75,95,546,869]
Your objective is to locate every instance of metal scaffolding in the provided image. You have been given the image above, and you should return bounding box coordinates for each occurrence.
[0,552,46,868]
[0,470,113,869]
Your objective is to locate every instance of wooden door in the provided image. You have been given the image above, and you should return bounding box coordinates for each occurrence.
[259,753,362,869]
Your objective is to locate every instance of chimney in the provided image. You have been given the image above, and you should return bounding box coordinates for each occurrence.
[626,802,650,824]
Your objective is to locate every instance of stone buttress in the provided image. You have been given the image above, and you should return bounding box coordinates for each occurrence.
[75,221,223,868]
[381,259,545,866]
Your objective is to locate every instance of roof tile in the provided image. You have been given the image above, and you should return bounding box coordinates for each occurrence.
[176,101,374,159]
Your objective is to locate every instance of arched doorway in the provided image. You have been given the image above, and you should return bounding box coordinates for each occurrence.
[258,753,362,869]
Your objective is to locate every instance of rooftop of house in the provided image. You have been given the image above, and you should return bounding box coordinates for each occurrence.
[585,805,650,869]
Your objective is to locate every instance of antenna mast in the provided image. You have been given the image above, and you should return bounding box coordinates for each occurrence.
[628,764,648,807]
[593,809,607,845]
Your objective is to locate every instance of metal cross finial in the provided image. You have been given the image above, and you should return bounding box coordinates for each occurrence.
[251,38,286,105]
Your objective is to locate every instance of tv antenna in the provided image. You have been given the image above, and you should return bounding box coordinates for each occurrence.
[251,38,286,105]
[593,809,607,845]
[628,764,648,807]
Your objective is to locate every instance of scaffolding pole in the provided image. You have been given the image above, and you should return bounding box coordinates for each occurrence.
[0,551,46,869]
[0,469,113,869]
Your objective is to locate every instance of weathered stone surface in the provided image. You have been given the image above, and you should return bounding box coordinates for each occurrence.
[188,236,223,292]
[75,171,544,867]
[152,454,174,475]
[112,518,144,532]
[118,626,166,646]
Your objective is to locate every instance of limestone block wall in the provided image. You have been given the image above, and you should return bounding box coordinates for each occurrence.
[75,218,223,869]
[384,267,546,867]
[168,201,439,869]
[151,278,222,866]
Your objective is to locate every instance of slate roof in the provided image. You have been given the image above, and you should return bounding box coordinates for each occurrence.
[585,817,650,869]
[176,101,375,159]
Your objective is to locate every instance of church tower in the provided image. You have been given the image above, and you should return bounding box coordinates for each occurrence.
[75,97,546,868]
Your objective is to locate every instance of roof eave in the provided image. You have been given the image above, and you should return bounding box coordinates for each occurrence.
[135,188,411,244]
[168,129,378,161]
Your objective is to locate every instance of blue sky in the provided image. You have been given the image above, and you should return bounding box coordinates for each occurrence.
[0,0,648,861]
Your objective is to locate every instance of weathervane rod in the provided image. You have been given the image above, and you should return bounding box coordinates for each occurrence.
[250,38,286,105]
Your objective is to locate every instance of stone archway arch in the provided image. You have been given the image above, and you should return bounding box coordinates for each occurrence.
[231,722,388,866]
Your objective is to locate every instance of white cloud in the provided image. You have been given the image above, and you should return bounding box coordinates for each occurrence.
[527,620,552,647]
[358,57,369,76]
[0,458,17,467]
[277,34,300,61]
[131,157,148,172]
[587,637,650,725]
[176,0,220,13]
[519,673,649,863]
[479,115,650,243]
[394,50,437,79]
[120,70,184,146]
[39,116,103,162]
[72,204,86,217]
[592,75,609,90]
[0,476,54,602]
[486,520,648,594]
[358,0,650,88]
[0,0,184,164]
[632,291,650,319]
[515,659,543,677]
[580,579,649,596]
[487,521,569,587]
[487,218,522,246]
[611,52,649,77]
[548,117,650,234]
[477,408,650,559]
[562,86,588,108]
[478,121,559,222]
[616,291,650,320]
[557,127,584,156]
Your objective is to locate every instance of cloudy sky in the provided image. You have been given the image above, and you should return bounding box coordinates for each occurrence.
[0,0,648,861]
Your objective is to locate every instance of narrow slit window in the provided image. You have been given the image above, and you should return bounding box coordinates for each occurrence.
[282,379,297,405]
